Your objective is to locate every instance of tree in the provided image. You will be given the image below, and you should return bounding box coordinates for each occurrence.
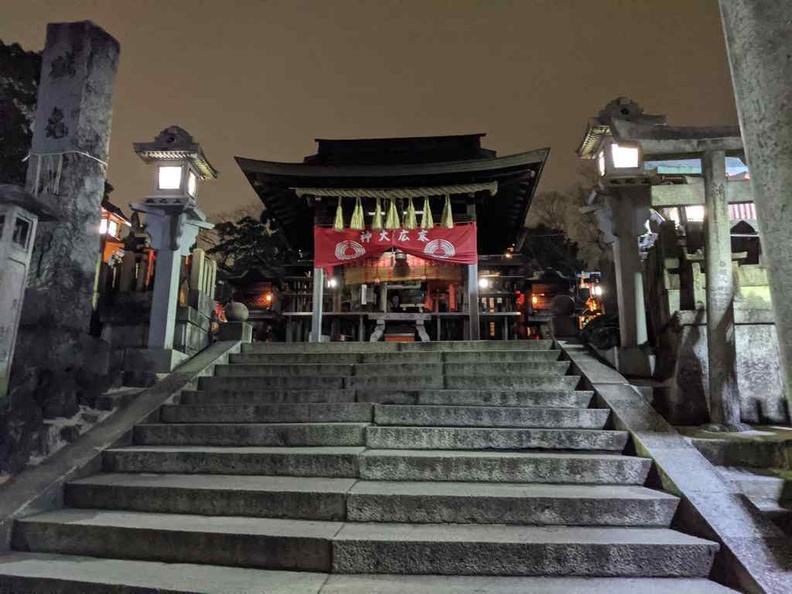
[524,166,605,272]
[0,41,41,185]
[205,214,294,277]
[521,223,587,278]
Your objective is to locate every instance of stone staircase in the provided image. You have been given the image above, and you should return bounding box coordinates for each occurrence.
[0,341,737,593]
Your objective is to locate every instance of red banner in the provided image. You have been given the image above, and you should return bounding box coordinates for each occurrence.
[314,223,478,268]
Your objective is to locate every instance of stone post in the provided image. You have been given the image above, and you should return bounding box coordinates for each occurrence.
[702,151,743,428]
[719,0,792,407]
[310,267,325,342]
[22,21,119,334]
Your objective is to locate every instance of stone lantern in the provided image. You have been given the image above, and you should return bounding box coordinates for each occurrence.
[131,127,217,372]
[577,98,657,376]
[0,185,57,399]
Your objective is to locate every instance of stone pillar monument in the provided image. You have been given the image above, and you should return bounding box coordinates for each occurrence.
[719,0,792,406]
[22,22,119,332]
[10,21,119,417]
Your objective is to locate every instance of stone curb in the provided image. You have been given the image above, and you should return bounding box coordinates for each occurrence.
[0,340,241,552]
[558,340,792,594]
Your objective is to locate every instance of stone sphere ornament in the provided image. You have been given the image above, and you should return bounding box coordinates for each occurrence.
[224,301,249,322]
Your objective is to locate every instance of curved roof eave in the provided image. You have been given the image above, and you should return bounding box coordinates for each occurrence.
[235,148,549,180]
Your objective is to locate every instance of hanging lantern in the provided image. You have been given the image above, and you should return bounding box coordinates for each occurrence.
[441,194,454,228]
[385,198,401,230]
[404,198,418,230]
[371,197,383,230]
[350,197,365,230]
[333,197,345,231]
[420,196,434,229]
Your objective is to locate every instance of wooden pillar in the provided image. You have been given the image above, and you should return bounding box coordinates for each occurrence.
[467,263,480,340]
[703,150,742,428]
[310,267,324,343]
[466,202,480,340]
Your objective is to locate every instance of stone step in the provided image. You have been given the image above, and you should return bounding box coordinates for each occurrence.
[215,363,354,377]
[352,361,571,376]
[360,350,562,364]
[442,361,571,375]
[162,403,374,424]
[0,552,330,594]
[0,555,740,594]
[134,423,369,447]
[103,446,364,477]
[441,350,561,363]
[64,474,678,527]
[229,351,564,365]
[347,482,678,526]
[348,374,579,390]
[199,375,346,390]
[11,509,340,572]
[365,426,628,451]
[231,352,366,364]
[240,340,555,354]
[444,375,580,390]
[716,465,791,502]
[331,524,718,576]
[374,404,609,428]
[65,474,356,521]
[357,389,593,408]
[180,389,357,405]
[359,450,652,484]
[321,574,740,593]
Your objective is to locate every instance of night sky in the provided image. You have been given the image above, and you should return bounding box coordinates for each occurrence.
[1,0,737,218]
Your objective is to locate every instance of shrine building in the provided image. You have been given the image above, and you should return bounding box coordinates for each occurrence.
[236,134,549,342]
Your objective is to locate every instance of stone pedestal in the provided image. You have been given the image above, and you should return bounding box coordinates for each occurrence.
[128,206,212,373]
[218,322,253,343]
[602,186,654,377]
[719,0,792,408]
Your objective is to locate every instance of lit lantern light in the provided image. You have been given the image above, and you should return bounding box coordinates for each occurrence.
[592,285,603,297]
[327,277,338,289]
[611,143,640,169]
[594,140,643,181]
[134,126,218,211]
[478,277,491,290]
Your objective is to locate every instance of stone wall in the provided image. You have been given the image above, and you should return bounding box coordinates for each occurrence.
[645,223,788,425]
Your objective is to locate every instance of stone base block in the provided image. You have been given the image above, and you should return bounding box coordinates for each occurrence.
[218,322,253,343]
[187,290,215,319]
[124,348,189,376]
[597,346,655,378]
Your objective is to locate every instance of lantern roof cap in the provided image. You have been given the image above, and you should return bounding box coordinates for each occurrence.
[134,126,219,180]
[0,183,59,220]
[577,97,667,160]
